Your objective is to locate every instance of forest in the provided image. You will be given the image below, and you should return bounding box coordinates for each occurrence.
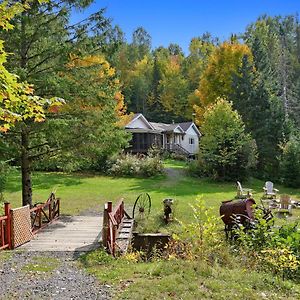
[1,0,300,206]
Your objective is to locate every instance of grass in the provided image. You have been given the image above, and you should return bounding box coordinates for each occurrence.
[2,161,300,299]
[4,165,300,221]
[0,250,12,266]
[80,249,300,300]
[22,256,59,273]
[163,159,188,169]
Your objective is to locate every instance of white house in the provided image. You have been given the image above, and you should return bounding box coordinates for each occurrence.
[125,113,201,157]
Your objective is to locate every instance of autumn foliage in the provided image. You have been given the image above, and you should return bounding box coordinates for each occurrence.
[193,42,253,125]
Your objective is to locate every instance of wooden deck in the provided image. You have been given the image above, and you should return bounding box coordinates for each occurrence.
[20,215,103,252]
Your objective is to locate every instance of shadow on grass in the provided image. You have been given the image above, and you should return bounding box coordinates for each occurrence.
[126,175,238,198]
[5,170,82,193]
[127,174,300,201]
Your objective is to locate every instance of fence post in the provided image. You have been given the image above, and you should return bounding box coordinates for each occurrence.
[4,203,12,249]
[102,203,109,248]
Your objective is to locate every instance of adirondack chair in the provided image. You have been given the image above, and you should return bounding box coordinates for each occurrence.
[236,181,252,199]
[263,181,279,199]
[278,194,292,215]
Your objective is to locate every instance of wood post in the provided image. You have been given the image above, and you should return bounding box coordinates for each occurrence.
[4,202,12,249]
[107,201,112,213]
[57,198,60,217]
[102,202,109,248]
[49,200,52,221]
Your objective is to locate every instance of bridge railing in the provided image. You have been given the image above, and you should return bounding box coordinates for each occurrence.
[0,203,11,250]
[103,199,125,256]
[30,193,60,234]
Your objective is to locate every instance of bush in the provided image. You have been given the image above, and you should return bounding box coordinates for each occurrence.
[192,99,257,181]
[165,198,226,263]
[169,152,187,161]
[280,136,300,187]
[233,210,300,281]
[187,157,208,177]
[108,153,164,177]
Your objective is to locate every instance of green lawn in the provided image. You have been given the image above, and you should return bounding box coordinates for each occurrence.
[2,161,300,299]
[3,162,300,223]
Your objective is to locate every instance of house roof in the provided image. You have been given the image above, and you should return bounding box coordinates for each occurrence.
[178,122,201,136]
[125,113,200,135]
[178,122,193,132]
[150,122,185,133]
[125,113,155,130]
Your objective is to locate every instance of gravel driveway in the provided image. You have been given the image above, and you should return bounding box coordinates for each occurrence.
[0,251,111,300]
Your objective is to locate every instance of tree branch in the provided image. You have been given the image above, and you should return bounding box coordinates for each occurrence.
[29,147,61,160]
[28,142,49,151]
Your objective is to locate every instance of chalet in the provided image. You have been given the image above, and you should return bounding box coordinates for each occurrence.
[125,113,201,157]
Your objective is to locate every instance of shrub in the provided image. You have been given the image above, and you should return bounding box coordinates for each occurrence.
[108,153,163,177]
[169,152,187,161]
[280,136,300,187]
[194,99,257,181]
[233,210,300,281]
[165,197,226,263]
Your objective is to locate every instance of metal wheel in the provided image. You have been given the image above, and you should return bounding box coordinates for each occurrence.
[132,193,151,219]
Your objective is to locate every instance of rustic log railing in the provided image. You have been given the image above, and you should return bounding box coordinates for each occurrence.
[103,199,125,257]
[30,193,60,234]
[0,203,11,250]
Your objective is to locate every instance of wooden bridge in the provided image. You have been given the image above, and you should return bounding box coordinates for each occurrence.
[20,215,103,252]
[0,197,134,255]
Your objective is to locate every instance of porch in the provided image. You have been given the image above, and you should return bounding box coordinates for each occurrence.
[126,130,163,154]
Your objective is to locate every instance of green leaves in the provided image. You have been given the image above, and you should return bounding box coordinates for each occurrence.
[198,99,257,180]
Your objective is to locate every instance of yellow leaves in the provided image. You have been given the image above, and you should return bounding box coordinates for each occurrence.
[68,54,116,78]
[194,41,253,124]
[65,53,130,126]
[260,247,300,273]
[0,0,62,132]
[34,116,45,123]
[24,85,34,95]
[0,123,10,133]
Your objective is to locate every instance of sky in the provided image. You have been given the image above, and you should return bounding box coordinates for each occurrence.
[72,0,300,53]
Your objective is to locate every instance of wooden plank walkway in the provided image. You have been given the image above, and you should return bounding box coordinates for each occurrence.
[20,216,103,252]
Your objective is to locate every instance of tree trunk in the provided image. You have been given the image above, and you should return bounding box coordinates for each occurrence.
[20,5,32,207]
[21,126,32,207]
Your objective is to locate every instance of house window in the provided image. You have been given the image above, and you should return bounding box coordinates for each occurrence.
[189,138,195,145]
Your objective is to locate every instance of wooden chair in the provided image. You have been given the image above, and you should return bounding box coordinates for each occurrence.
[278,194,292,216]
[263,181,279,199]
[236,181,252,199]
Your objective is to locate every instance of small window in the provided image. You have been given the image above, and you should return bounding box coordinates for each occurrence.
[189,138,195,145]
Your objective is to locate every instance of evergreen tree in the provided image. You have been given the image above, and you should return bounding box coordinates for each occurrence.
[231,55,285,178]
[2,0,128,206]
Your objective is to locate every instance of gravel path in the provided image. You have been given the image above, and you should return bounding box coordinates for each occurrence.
[0,251,111,300]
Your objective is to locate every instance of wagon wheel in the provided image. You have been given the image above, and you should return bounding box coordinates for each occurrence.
[132,193,151,219]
